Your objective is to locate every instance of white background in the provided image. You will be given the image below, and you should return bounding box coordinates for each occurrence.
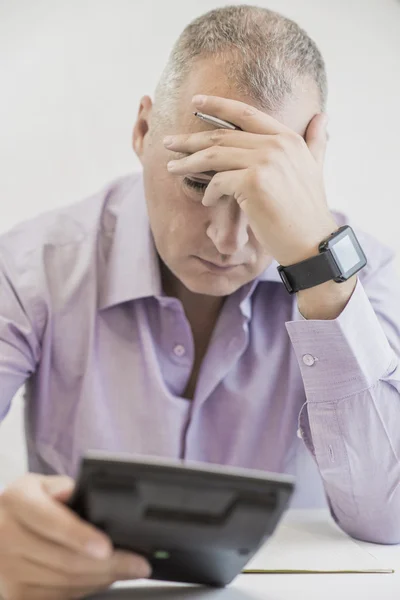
[0,0,399,485]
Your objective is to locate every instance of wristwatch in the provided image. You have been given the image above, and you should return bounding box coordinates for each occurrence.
[277,225,367,295]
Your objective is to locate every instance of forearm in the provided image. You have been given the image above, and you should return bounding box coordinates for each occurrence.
[301,383,400,544]
[286,278,400,543]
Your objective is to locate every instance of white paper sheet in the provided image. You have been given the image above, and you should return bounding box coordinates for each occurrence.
[243,511,394,574]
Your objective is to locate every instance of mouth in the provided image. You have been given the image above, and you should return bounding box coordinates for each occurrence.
[196,257,241,272]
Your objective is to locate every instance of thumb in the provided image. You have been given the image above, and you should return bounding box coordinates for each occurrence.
[41,475,76,503]
[305,113,328,166]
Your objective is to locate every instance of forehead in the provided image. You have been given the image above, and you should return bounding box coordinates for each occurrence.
[175,57,321,138]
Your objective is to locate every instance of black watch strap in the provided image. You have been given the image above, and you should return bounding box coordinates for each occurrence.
[277,251,341,294]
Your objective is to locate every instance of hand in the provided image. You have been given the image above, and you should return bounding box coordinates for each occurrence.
[164,94,338,266]
[0,474,151,600]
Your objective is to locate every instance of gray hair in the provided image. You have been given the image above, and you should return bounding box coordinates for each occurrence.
[152,4,327,127]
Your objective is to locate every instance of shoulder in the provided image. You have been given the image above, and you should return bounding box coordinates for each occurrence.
[0,173,142,271]
[0,173,141,257]
[0,172,142,305]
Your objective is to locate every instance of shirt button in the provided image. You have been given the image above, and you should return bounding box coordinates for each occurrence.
[302,354,317,367]
[173,344,186,358]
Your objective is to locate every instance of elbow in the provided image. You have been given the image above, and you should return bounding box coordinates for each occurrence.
[347,524,400,546]
[329,500,400,545]
[333,512,400,545]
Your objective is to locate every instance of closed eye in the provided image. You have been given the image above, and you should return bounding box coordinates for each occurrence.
[183,177,209,193]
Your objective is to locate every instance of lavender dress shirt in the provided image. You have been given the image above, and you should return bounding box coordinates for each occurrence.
[1,172,399,544]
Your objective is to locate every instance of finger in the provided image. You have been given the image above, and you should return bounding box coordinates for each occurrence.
[111,549,152,581]
[201,170,243,207]
[7,518,131,581]
[2,476,112,559]
[192,94,290,135]
[43,475,75,503]
[7,556,112,590]
[0,582,75,600]
[168,146,253,176]
[27,584,108,600]
[5,548,150,589]
[202,170,272,249]
[164,129,268,154]
[306,113,328,166]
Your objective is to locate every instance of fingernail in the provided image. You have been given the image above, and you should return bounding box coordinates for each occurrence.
[167,160,177,170]
[192,94,206,105]
[163,136,173,146]
[86,540,111,559]
[130,558,152,578]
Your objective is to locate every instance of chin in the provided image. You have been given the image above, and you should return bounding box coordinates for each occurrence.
[182,273,243,296]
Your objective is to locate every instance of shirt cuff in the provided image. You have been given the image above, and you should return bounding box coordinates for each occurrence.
[285,278,396,402]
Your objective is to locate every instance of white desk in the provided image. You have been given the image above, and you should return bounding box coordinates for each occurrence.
[89,510,400,600]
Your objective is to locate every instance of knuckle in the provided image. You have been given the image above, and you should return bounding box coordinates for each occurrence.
[258,151,270,166]
[211,171,223,185]
[274,133,290,149]
[242,105,256,117]
[204,148,217,161]
[248,165,268,189]
[283,131,304,148]
[209,129,228,144]
[2,474,38,507]
[293,134,305,149]
[208,173,223,193]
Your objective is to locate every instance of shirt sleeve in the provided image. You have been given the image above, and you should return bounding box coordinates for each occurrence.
[285,243,400,544]
[0,241,45,421]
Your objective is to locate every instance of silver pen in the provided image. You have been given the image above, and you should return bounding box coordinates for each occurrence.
[190,112,242,180]
[193,111,242,131]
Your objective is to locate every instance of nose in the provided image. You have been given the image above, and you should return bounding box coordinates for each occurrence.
[206,198,249,256]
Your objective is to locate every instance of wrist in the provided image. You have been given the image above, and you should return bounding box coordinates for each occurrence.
[296,275,358,320]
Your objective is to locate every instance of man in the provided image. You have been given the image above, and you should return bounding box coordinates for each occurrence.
[0,4,399,599]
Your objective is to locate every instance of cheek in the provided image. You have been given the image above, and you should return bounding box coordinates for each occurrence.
[170,196,207,232]
[167,204,208,256]
[146,186,208,254]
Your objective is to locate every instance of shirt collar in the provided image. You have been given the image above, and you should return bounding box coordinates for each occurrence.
[98,172,162,310]
[99,171,282,311]
[258,258,282,283]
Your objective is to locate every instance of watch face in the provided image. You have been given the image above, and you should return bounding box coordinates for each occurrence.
[327,226,367,280]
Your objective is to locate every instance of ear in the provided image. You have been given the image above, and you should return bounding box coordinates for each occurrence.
[132,95,153,162]
[305,113,329,167]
